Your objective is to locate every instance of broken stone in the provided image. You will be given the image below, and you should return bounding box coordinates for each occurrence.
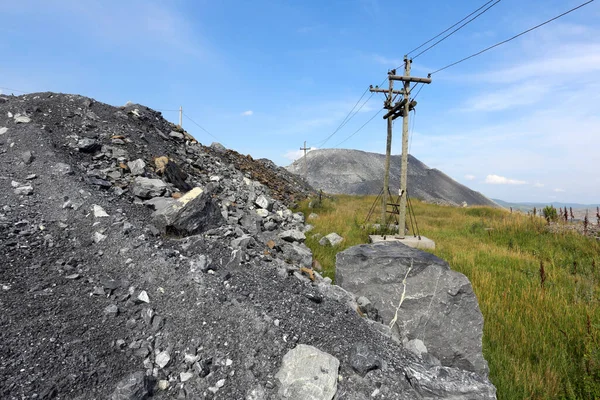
[52,163,72,175]
[255,194,273,211]
[137,290,150,304]
[110,371,153,400]
[275,344,339,400]
[14,185,33,196]
[180,372,194,382]
[131,177,167,199]
[93,232,107,243]
[319,232,343,247]
[77,138,100,153]
[127,159,146,176]
[14,115,31,123]
[349,342,381,377]
[152,187,224,236]
[104,304,119,317]
[278,229,306,243]
[21,151,34,164]
[169,131,184,140]
[93,205,109,218]
[155,351,170,368]
[0,127,7,135]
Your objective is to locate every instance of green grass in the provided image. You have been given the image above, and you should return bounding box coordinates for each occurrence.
[296,195,600,400]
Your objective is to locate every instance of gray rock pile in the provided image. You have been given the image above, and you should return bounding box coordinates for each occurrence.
[0,92,495,399]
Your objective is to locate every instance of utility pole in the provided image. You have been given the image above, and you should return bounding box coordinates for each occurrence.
[370,56,432,237]
[179,106,183,127]
[300,141,309,181]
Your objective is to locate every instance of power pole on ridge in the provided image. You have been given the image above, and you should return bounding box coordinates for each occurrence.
[300,141,309,181]
[370,56,432,237]
[179,106,183,128]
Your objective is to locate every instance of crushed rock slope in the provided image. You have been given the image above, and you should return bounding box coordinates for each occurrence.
[287,148,498,207]
[0,92,495,399]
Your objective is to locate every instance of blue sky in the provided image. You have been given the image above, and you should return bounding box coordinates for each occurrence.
[1,0,599,203]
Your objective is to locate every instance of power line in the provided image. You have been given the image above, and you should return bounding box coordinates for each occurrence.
[0,86,28,94]
[154,108,179,112]
[412,83,425,101]
[411,0,502,60]
[406,0,497,56]
[430,0,595,75]
[182,112,223,144]
[313,89,375,148]
[333,109,383,148]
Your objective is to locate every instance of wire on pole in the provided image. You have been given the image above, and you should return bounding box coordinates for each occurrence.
[430,0,595,75]
[333,109,384,148]
[411,0,502,60]
[182,112,223,144]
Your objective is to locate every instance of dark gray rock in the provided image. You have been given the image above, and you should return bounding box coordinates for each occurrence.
[275,344,339,400]
[110,371,153,400]
[131,177,167,199]
[152,187,224,236]
[349,342,382,377]
[281,242,312,268]
[77,138,100,153]
[21,151,34,164]
[336,242,489,376]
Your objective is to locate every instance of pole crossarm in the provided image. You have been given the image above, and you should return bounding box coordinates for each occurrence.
[388,75,432,84]
[369,86,405,95]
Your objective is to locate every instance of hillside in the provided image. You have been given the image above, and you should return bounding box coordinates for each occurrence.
[286,149,498,207]
[0,92,495,399]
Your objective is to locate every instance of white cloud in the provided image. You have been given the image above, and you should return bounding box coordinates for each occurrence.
[241,110,253,116]
[554,188,565,192]
[533,182,545,188]
[464,174,476,181]
[484,174,527,185]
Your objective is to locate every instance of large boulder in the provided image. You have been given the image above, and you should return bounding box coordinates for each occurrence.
[152,187,224,236]
[336,242,489,376]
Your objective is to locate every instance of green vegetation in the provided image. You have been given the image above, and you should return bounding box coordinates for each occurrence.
[296,195,600,399]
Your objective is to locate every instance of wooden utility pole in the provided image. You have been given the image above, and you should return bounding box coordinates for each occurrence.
[300,141,309,181]
[370,56,432,237]
[179,106,183,127]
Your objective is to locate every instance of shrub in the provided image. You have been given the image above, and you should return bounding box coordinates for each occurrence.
[543,205,558,223]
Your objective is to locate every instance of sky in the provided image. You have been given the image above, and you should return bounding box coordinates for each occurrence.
[1,0,599,203]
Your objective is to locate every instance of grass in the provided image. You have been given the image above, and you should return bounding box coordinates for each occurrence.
[296,195,600,400]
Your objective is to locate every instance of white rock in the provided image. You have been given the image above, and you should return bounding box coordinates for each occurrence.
[14,114,31,123]
[319,233,343,247]
[10,181,20,188]
[405,338,428,357]
[256,209,269,218]
[180,372,194,382]
[0,127,7,135]
[137,290,150,303]
[155,351,170,368]
[157,380,169,390]
[210,175,221,182]
[275,344,339,400]
[93,232,107,243]
[216,379,226,388]
[127,159,146,176]
[93,205,109,218]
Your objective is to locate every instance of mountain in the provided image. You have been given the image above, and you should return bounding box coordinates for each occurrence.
[286,149,498,207]
[493,199,600,211]
[0,92,495,399]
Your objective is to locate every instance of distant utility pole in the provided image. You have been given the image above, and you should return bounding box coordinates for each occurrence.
[370,56,431,237]
[179,106,183,127]
[300,141,309,181]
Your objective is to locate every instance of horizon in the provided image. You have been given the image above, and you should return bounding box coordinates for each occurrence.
[1,0,598,203]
